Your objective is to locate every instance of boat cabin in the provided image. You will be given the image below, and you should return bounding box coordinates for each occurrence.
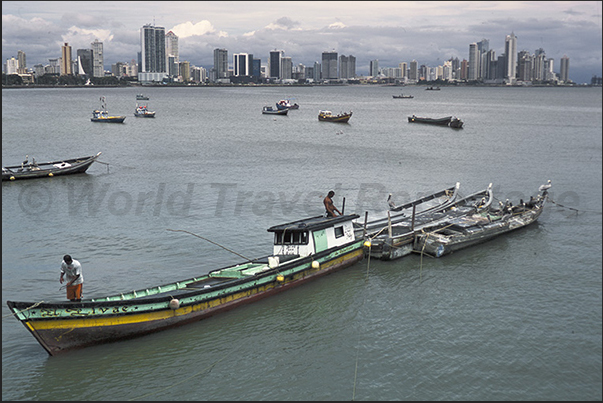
[267,214,359,257]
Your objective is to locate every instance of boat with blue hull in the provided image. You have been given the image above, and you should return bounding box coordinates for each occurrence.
[7,214,364,355]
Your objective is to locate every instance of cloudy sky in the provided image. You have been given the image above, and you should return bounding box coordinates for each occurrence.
[2,1,602,83]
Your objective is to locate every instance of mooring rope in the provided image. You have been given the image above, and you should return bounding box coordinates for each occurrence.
[3,300,44,319]
[167,229,254,261]
[549,198,602,214]
[351,240,373,401]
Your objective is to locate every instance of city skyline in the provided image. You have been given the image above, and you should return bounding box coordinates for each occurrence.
[2,1,602,84]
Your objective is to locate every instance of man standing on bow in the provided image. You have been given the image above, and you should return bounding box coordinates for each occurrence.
[60,255,84,302]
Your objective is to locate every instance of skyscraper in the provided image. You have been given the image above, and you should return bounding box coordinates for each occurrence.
[477,39,489,79]
[409,60,418,81]
[139,24,167,82]
[468,43,479,80]
[165,31,179,78]
[213,48,229,80]
[165,31,179,63]
[233,53,253,76]
[280,56,292,80]
[369,59,379,77]
[17,50,26,74]
[91,39,104,77]
[504,32,518,84]
[321,51,338,80]
[269,50,283,79]
[60,43,72,75]
[77,49,93,76]
[560,55,570,83]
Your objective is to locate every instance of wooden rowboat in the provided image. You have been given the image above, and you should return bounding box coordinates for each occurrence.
[414,182,550,257]
[318,110,352,123]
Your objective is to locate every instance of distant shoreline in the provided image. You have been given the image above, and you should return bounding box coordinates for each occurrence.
[2,82,598,89]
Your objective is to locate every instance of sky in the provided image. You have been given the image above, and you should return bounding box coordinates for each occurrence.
[2,1,602,84]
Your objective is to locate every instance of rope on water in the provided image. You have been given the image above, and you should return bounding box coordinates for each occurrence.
[127,351,231,401]
[167,229,254,262]
[351,241,372,401]
[3,301,44,319]
[549,198,601,214]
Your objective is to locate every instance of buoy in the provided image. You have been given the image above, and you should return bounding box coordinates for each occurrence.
[10,176,15,180]
[364,240,372,248]
[48,173,53,177]
[169,298,180,310]
[276,274,284,282]
[311,261,320,269]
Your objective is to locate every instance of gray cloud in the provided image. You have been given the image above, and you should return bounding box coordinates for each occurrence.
[2,1,601,83]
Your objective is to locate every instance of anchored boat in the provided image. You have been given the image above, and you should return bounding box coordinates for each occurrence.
[7,214,364,355]
[91,97,126,123]
[318,110,352,123]
[363,184,494,261]
[414,182,550,257]
[2,152,102,181]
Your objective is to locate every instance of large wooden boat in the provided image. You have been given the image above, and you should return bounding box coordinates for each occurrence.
[6,214,364,355]
[413,182,550,258]
[363,184,494,261]
[2,152,102,181]
[91,97,126,123]
[263,106,288,115]
[318,110,352,123]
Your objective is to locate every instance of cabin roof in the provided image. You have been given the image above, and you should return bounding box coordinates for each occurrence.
[267,214,360,233]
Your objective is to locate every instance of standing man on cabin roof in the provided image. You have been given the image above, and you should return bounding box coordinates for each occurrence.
[60,254,84,302]
[324,190,342,217]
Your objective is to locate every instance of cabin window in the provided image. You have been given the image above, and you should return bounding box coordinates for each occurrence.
[274,231,309,245]
[334,226,345,238]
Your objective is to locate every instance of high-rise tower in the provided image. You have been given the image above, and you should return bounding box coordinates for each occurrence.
[91,39,104,77]
[322,51,338,80]
[560,55,570,83]
[139,24,167,82]
[60,43,72,75]
[504,32,518,84]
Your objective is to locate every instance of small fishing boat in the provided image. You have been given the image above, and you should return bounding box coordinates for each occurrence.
[91,97,125,123]
[136,94,149,100]
[2,152,102,181]
[134,103,156,118]
[413,182,550,258]
[362,183,494,261]
[276,99,299,110]
[393,94,414,99]
[408,115,452,126]
[6,213,364,355]
[263,106,288,115]
[425,86,441,90]
[318,110,352,123]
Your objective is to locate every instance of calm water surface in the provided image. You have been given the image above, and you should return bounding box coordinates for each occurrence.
[2,85,602,400]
